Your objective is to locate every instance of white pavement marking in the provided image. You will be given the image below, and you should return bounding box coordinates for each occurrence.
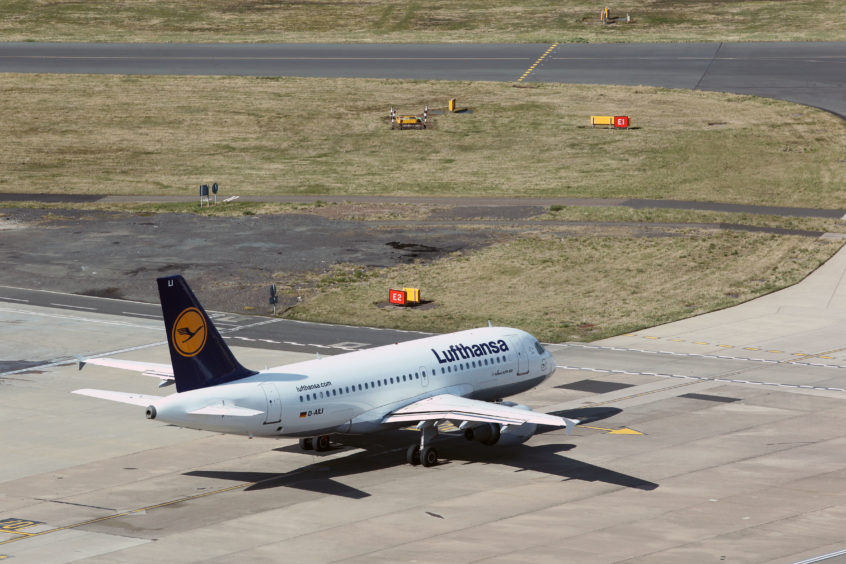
[0,307,161,330]
[792,548,846,564]
[558,342,846,369]
[122,312,159,319]
[557,365,846,393]
[50,303,98,311]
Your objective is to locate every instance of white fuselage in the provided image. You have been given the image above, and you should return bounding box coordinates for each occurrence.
[151,327,555,437]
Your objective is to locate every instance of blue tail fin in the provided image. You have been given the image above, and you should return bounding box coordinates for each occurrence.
[157,275,256,393]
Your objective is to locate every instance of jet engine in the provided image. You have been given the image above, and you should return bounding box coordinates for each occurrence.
[462,402,538,446]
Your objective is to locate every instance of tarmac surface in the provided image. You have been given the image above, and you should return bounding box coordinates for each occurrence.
[3,244,846,562]
[2,40,846,563]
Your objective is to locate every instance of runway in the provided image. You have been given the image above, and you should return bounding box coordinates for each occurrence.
[1,42,845,117]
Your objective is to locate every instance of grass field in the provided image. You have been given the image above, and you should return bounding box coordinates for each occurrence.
[3,72,844,340]
[3,74,844,208]
[1,1,843,43]
[284,231,842,342]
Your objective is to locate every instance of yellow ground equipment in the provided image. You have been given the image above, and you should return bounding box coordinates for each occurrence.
[403,287,421,304]
[390,106,428,130]
[393,115,425,130]
[591,115,614,127]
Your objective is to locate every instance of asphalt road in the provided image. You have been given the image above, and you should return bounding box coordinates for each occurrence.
[1,41,844,117]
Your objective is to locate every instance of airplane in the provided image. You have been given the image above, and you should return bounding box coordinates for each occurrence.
[74,275,580,467]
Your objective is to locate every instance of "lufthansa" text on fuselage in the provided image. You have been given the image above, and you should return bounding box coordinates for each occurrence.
[431,340,510,364]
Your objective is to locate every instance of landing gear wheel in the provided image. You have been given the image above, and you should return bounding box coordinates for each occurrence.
[421,446,438,467]
[299,437,314,451]
[315,434,331,451]
[406,444,421,466]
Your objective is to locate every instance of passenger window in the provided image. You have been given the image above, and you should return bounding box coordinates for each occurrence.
[441,368,445,374]
[364,383,368,389]
[299,396,303,402]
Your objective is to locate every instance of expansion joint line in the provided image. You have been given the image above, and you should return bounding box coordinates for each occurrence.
[517,42,558,83]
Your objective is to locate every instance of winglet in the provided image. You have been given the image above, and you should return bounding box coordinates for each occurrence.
[564,417,579,436]
[76,354,86,371]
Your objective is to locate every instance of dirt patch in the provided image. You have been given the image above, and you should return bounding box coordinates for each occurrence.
[0,207,495,313]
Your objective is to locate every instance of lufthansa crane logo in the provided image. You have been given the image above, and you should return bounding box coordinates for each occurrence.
[172,307,207,358]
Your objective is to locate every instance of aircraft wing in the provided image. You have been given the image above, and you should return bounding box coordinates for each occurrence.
[78,356,175,383]
[382,394,579,434]
[73,388,162,406]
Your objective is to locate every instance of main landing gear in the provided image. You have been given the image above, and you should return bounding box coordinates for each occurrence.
[299,434,332,452]
[406,420,439,467]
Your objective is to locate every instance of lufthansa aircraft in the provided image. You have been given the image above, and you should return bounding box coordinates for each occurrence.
[74,275,579,467]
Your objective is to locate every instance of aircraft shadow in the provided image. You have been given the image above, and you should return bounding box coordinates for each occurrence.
[184,407,656,498]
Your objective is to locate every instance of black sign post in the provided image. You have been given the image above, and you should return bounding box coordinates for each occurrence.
[269,283,279,315]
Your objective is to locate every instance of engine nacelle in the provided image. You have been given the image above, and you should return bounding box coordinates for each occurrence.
[462,402,538,446]
[463,422,501,445]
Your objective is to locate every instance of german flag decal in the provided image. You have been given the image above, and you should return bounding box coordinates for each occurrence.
[299,412,307,418]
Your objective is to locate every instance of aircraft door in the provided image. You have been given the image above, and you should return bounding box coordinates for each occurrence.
[420,366,429,387]
[517,343,530,375]
[260,383,282,424]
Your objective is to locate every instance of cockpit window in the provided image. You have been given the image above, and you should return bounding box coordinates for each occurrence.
[534,340,546,354]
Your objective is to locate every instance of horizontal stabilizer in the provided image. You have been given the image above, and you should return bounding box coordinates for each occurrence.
[73,388,162,406]
[79,357,175,381]
[188,404,264,417]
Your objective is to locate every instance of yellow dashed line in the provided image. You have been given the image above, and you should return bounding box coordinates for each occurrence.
[516,42,558,83]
